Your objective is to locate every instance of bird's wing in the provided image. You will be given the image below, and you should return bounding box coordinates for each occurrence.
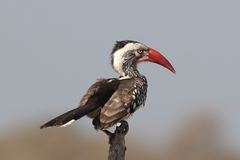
[40,78,121,129]
[96,77,147,129]
[78,78,107,118]
[79,78,108,106]
[79,78,121,118]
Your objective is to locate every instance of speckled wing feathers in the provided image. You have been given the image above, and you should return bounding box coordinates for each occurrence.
[96,76,148,129]
[40,76,147,130]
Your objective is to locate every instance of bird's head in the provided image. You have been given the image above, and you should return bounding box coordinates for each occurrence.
[111,40,176,77]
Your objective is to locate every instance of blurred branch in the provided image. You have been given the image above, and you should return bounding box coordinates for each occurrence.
[103,120,129,160]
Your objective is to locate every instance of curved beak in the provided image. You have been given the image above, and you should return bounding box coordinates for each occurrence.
[138,48,176,74]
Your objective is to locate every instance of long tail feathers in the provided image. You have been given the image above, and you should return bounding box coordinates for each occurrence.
[40,106,88,129]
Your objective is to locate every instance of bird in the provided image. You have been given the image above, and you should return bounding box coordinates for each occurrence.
[40,40,175,130]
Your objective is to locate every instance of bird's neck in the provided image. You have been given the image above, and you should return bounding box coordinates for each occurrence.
[120,63,140,78]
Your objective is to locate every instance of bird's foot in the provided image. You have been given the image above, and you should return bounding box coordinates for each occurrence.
[101,120,129,145]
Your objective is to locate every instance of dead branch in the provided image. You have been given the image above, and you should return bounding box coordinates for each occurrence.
[103,120,129,160]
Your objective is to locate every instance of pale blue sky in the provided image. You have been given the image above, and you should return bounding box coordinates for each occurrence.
[1,1,239,149]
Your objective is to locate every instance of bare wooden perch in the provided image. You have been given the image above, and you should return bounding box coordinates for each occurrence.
[103,120,129,160]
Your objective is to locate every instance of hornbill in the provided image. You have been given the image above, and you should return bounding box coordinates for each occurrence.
[40,40,175,130]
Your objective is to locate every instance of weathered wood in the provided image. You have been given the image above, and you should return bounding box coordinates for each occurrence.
[103,120,129,160]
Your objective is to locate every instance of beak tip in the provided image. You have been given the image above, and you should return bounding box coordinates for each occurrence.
[172,67,176,74]
[169,67,176,74]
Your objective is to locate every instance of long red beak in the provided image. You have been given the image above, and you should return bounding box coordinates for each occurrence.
[148,48,176,74]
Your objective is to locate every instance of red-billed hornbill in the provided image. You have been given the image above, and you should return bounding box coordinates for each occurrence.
[40,40,175,130]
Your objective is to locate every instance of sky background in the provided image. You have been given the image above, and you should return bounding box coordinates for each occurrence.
[1,1,239,150]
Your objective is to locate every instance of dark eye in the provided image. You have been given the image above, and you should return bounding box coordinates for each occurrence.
[137,50,143,54]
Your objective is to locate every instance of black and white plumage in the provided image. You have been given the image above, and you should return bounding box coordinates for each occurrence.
[40,40,175,130]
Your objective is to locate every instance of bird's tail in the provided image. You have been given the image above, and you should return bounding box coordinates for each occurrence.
[40,105,93,129]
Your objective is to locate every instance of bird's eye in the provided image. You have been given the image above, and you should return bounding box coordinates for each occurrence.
[137,50,143,54]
